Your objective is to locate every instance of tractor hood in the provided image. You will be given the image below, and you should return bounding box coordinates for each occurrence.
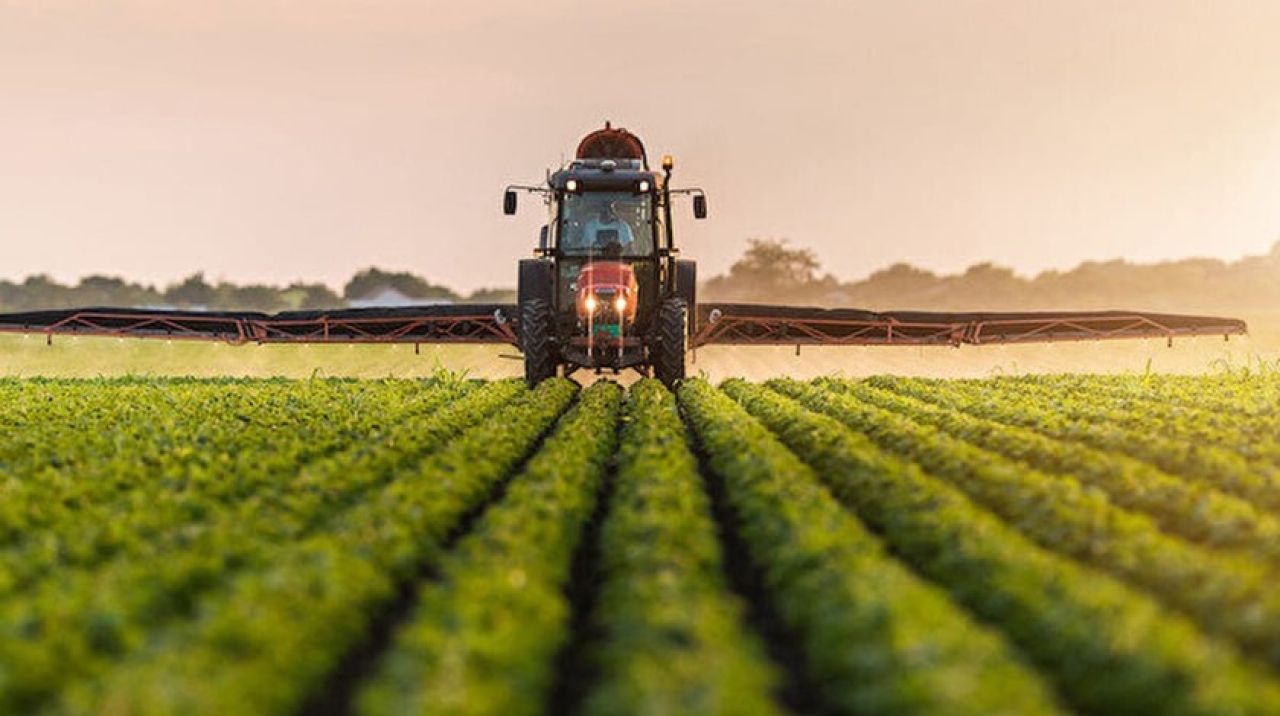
[575,261,639,322]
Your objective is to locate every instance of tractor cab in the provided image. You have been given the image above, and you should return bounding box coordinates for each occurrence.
[504,123,706,386]
[548,159,663,366]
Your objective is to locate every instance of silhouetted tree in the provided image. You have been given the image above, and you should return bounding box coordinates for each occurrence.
[702,239,1280,312]
[164,273,217,307]
[702,239,836,302]
[281,282,344,310]
[343,268,459,302]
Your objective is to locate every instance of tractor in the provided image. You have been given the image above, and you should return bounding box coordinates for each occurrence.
[503,124,706,386]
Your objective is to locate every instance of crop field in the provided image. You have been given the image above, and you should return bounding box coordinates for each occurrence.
[3,372,1280,714]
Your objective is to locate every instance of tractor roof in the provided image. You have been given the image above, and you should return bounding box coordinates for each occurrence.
[549,159,663,192]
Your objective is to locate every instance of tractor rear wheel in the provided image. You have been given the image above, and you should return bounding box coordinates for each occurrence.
[654,297,687,387]
[520,298,557,386]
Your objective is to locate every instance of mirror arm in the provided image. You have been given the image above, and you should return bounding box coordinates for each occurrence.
[506,184,551,195]
[504,184,552,215]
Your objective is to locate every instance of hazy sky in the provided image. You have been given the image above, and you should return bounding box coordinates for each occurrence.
[2,0,1279,292]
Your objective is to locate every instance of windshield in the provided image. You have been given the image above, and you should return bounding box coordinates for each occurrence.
[559,191,654,257]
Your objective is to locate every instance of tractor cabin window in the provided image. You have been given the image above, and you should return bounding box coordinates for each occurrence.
[559,192,655,258]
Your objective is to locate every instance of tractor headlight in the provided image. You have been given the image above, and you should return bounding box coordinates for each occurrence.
[615,296,627,312]
[566,179,579,192]
[584,295,598,312]
[638,180,650,193]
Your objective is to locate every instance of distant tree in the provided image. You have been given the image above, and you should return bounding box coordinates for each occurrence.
[214,283,286,312]
[343,268,459,302]
[859,263,940,293]
[164,273,217,307]
[948,262,1027,308]
[703,239,835,302]
[730,239,822,286]
[73,276,162,308]
[281,282,343,310]
[0,280,18,310]
[15,275,66,309]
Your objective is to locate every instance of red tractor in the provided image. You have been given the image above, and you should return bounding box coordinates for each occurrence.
[503,123,704,385]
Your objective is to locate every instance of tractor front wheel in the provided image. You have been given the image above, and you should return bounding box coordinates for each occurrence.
[520,298,557,386]
[653,297,687,387]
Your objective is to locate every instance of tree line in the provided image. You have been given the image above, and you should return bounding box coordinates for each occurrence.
[0,268,514,313]
[703,239,1280,313]
[2,241,1277,313]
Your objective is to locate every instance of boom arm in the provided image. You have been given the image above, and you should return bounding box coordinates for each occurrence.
[0,303,1245,350]
[692,304,1247,347]
[0,305,520,346]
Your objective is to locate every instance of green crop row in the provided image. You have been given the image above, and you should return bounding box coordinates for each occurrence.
[0,378,525,713]
[357,381,622,716]
[581,379,780,716]
[728,380,1280,715]
[0,378,465,571]
[880,376,1280,515]
[775,378,1280,667]
[0,378,470,596]
[4,374,1278,714]
[964,376,1280,466]
[1007,372,1280,417]
[0,380,298,538]
[680,379,1062,716]
[0,379,300,478]
[0,380,475,705]
[827,378,1280,562]
[0,376,493,597]
[55,378,577,715]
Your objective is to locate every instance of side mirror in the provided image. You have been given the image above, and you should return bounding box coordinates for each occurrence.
[693,194,707,219]
[503,190,517,215]
[538,225,549,251]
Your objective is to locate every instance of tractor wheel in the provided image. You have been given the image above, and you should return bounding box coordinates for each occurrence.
[520,298,557,386]
[654,298,687,388]
[675,260,698,337]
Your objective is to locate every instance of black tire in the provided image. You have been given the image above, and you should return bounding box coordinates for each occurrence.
[675,260,698,338]
[521,298,557,386]
[653,298,687,387]
[518,259,553,305]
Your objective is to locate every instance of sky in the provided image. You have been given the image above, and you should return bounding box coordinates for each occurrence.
[1,0,1279,293]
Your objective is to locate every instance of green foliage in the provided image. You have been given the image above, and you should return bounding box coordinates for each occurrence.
[69,378,577,715]
[880,375,1280,510]
[832,378,1280,561]
[680,379,1062,716]
[358,381,621,716]
[730,379,1280,715]
[583,379,780,716]
[955,374,1280,465]
[4,374,1280,715]
[773,377,1280,668]
[0,376,525,713]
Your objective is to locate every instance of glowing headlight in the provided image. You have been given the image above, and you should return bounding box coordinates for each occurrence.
[615,296,627,312]
[638,180,650,193]
[584,295,597,312]
[566,179,579,192]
